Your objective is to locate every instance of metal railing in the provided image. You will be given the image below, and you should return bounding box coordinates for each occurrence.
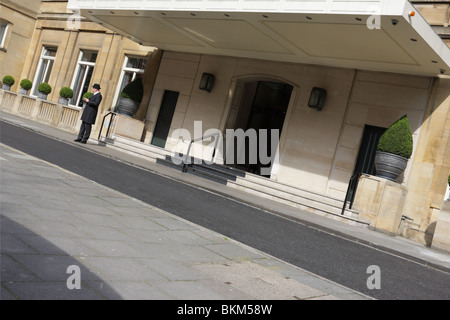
[181,131,221,173]
[98,111,117,141]
[341,172,361,215]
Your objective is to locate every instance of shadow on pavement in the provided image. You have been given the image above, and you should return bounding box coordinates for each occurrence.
[1,215,123,300]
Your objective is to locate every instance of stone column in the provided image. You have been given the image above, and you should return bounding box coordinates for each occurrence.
[432,200,450,252]
[134,49,163,122]
[402,77,450,244]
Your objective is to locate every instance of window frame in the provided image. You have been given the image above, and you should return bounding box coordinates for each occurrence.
[0,19,10,50]
[31,46,57,97]
[69,49,98,107]
[113,55,147,107]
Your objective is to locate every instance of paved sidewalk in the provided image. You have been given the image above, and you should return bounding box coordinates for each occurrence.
[0,144,369,300]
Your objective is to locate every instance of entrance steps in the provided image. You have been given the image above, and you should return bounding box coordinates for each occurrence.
[227,172,367,227]
[98,134,170,162]
[98,134,370,228]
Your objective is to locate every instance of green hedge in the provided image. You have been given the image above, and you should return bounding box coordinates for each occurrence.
[59,86,74,98]
[38,82,52,95]
[20,79,32,90]
[377,115,413,159]
[2,75,15,86]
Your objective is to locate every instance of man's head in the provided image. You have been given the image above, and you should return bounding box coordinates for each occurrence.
[92,83,101,92]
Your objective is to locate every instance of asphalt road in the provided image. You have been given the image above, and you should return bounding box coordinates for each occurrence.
[1,120,449,299]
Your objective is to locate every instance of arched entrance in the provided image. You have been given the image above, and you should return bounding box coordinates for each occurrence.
[223,77,293,177]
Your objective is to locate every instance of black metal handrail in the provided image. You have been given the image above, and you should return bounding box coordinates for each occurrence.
[181,131,221,173]
[341,172,361,215]
[98,111,117,141]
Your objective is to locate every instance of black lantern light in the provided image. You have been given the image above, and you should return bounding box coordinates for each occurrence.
[199,73,215,92]
[308,87,327,111]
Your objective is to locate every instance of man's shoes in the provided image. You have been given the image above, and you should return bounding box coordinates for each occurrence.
[80,140,87,144]
[74,139,82,142]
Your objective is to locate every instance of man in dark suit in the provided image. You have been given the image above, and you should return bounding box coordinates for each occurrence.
[75,83,102,144]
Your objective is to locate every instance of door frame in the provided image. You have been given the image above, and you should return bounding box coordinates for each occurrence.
[220,75,298,178]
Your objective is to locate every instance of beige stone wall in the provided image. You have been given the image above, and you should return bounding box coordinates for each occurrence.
[353,175,407,235]
[330,72,432,198]
[14,1,157,134]
[413,3,449,27]
[432,200,450,252]
[0,1,39,87]
[402,77,450,244]
[144,52,434,200]
[144,52,357,192]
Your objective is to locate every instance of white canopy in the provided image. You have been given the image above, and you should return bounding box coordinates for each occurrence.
[68,0,450,76]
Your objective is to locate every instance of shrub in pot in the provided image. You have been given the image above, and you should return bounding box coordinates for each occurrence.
[37,83,52,100]
[116,77,143,116]
[2,75,15,91]
[58,86,73,105]
[19,79,32,95]
[81,91,93,109]
[374,115,413,181]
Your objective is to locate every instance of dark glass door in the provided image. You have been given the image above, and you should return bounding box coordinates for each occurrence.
[151,90,179,148]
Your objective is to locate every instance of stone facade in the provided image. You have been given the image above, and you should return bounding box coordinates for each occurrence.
[0,0,40,84]
[1,0,449,250]
[0,0,158,130]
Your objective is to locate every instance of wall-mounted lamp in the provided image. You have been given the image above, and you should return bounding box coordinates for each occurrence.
[199,73,215,92]
[308,87,327,111]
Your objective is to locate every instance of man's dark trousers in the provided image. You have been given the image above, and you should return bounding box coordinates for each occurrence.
[77,121,92,142]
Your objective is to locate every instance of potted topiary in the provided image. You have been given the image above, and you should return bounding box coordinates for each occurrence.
[37,83,52,100]
[374,115,413,181]
[2,75,15,91]
[115,77,143,116]
[58,87,73,105]
[19,79,32,95]
[81,91,93,109]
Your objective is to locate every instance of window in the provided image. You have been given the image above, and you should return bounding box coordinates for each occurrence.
[113,56,147,106]
[31,47,57,96]
[0,19,10,49]
[70,50,98,107]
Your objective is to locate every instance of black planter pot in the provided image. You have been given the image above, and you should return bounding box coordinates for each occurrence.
[116,97,139,117]
[374,151,408,181]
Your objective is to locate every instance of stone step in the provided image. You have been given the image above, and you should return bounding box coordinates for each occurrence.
[156,157,238,184]
[102,134,170,161]
[240,172,344,209]
[227,176,365,225]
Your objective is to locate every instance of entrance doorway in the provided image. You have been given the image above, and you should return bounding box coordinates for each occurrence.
[225,80,293,177]
[151,90,179,148]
